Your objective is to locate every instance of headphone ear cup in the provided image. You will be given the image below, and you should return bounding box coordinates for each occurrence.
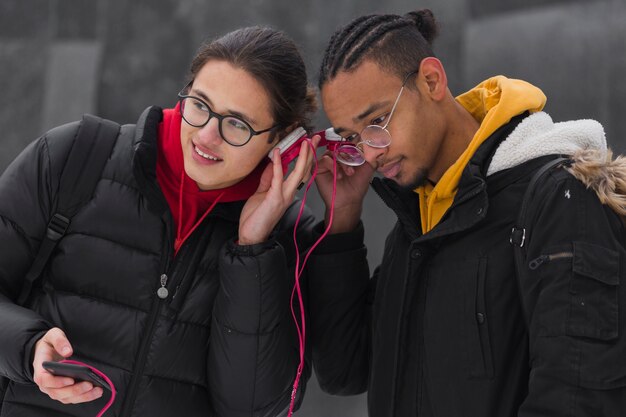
[268,127,308,165]
[279,138,307,169]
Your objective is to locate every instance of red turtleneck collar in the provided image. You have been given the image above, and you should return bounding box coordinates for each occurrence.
[156,103,266,255]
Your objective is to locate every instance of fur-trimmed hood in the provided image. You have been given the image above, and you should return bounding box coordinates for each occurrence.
[488,111,626,216]
[566,149,626,217]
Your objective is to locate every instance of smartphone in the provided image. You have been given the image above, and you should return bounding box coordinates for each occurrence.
[42,361,110,391]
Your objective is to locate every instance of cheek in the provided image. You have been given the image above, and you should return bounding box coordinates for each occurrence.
[228,142,272,172]
[179,126,192,149]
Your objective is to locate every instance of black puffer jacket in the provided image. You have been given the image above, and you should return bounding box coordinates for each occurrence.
[0,106,313,417]
[308,114,626,416]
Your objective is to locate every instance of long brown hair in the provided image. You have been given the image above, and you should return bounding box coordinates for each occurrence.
[189,26,317,141]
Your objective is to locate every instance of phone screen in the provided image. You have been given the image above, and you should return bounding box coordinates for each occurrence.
[42,361,110,391]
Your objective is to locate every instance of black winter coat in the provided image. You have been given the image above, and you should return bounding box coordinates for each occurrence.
[0,107,312,417]
[308,115,626,416]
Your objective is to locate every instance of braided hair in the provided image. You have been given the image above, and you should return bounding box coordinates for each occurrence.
[319,9,439,88]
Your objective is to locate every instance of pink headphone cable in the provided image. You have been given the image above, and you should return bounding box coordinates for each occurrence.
[59,359,116,417]
[56,139,337,417]
[287,141,338,416]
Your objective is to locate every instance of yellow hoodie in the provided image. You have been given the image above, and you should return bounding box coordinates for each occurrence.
[416,76,546,234]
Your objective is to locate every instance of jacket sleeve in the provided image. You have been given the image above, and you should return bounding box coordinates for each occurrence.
[517,171,626,416]
[207,202,315,417]
[0,128,72,383]
[306,221,372,395]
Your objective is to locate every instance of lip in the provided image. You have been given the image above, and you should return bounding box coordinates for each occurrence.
[191,142,222,165]
[378,159,401,179]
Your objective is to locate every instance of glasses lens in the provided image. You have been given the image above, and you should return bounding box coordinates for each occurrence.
[221,116,252,145]
[181,97,209,127]
[361,125,391,148]
[336,144,365,166]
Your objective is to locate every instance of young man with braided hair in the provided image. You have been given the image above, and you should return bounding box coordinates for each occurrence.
[307,8,626,417]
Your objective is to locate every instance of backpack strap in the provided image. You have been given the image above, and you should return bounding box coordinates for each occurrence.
[509,157,570,326]
[510,157,570,248]
[16,115,119,306]
[510,156,570,323]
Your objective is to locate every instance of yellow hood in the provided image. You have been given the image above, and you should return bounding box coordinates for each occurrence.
[417,76,546,233]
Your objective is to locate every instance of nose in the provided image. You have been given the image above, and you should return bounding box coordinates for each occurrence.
[361,143,387,168]
[195,117,222,146]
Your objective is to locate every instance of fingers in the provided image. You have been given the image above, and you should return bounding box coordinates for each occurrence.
[307,135,322,174]
[32,328,104,404]
[35,370,74,389]
[33,328,73,376]
[315,153,335,176]
[33,328,77,397]
[270,148,285,190]
[40,381,104,404]
[342,165,356,176]
[316,153,353,180]
[256,159,275,193]
[286,137,320,193]
[292,140,312,184]
[46,328,73,358]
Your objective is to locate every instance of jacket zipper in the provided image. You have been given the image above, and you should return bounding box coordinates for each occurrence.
[371,179,423,415]
[528,251,573,270]
[119,290,165,417]
[119,224,177,417]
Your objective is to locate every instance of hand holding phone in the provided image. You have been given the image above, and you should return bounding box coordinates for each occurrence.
[42,361,110,391]
[33,328,105,405]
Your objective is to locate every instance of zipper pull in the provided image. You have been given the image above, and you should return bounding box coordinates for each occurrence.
[157,274,169,299]
[529,252,574,270]
[528,255,549,270]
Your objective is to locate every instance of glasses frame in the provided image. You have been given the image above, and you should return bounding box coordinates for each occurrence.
[336,70,418,166]
[177,82,278,147]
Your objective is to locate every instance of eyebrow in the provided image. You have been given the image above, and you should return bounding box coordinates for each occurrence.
[191,88,258,126]
[333,101,391,136]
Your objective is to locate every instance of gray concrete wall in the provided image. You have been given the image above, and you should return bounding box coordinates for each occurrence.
[1,1,625,415]
[464,0,626,153]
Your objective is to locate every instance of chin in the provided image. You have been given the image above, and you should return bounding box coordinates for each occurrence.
[184,164,209,189]
[396,168,428,191]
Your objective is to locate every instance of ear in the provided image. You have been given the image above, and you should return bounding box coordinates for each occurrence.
[272,123,298,144]
[282,124,296,137]
[417,57,448,102]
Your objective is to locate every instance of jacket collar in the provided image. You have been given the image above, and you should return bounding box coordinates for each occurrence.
[372,113,527,243]
[133,106,166,217]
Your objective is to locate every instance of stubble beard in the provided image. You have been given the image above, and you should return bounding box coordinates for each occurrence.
[395,167,429,191]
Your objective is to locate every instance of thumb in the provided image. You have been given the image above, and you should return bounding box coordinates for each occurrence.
[45,328,73,358]
[257,160,274,192]
[315,154,335,177]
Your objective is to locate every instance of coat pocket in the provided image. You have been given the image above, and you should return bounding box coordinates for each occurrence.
[566,241,619,341]
[466,258,494,379]
[528,241,625,388]
[568,241,626,389]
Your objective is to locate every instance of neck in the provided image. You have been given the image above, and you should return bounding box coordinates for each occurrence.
[429,92,480,182]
